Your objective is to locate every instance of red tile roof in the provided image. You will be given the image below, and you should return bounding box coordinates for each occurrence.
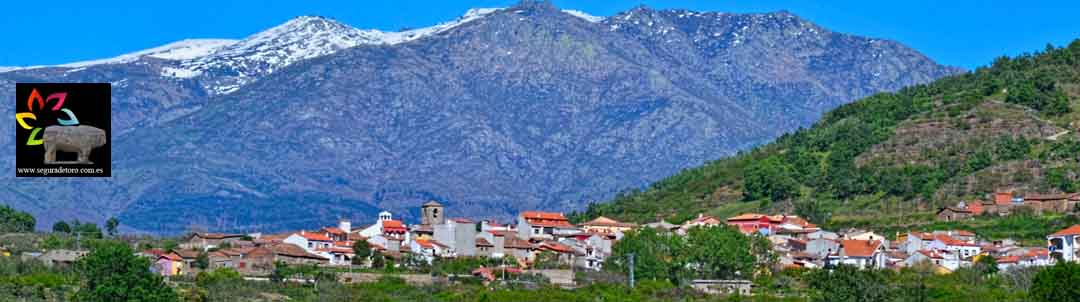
[476,238,493,247]
[450,218,475,224]
[917,250,944,259]
[382,220,408,233]
[839,240,882,258]
[996,255,1020,264]
[994,192,1014,205]
[270,243,328,260]
[160,252,183,261]
[934,234,977,247]
[580,216,636,228]
[966,202,984,215]
[300,232,333,242]
[1051,225,1080,237]
[537,241,575,254]
[334,241,354,248]
[521,211,574,228]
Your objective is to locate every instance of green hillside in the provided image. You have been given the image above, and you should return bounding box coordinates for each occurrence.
[573,39,1080,236]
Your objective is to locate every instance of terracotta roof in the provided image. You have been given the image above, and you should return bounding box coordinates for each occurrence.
[142,249,166,257]
[726,213,784,223]
[503,235,533,250]
[934,234,977,247]
[1051,225,1080,237]
[994,192,1015,205]
[172,249,201,259]
[951,230,975,236]
[382,220,407,233]
[966,202,985,215]
[450,218,475,224]
[910,231,935,241]
[300,232,333,242]
[839,240,882,258]
[160,253,183,261]
[580,216,636,228]
[334,241,354,248]
[476,238,493,247]
[996,255,1020,264]
[414,239,446,249]
[270,243,327,260]
[537,241,575,254]
[521,211,574,228]
[917,250,945,259]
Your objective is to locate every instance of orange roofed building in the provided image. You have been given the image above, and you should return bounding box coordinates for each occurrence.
[726,213,815,235]
[579,216,636,235]
[1049,224,1080,262]
[518,211,579,240]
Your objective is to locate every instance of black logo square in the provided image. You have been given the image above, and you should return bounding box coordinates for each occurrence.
[15,83,111,177]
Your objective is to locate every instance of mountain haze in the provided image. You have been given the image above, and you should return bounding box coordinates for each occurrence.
[1,2,958,234]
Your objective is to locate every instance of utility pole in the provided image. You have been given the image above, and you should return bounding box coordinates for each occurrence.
[628,253,635,289]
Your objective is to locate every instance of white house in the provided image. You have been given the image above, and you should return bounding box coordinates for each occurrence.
[826,240,886,269]
[1049,225,1080,262]
[409,239,452,264]
[358,211,395,238]
[283,231,333,254]
[517,211,578,240]
[927,234,981,261]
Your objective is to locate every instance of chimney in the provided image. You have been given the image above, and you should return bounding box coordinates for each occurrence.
[339,220,351,234]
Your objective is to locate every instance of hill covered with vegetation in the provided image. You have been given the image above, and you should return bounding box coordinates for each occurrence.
[573,39,1080,236]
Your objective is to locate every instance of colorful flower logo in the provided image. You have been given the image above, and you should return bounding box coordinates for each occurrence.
[15,88,80,146]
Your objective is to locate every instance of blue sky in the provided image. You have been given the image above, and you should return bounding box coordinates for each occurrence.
[1,0,1077,69]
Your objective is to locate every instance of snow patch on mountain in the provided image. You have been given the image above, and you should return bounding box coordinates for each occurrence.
[562,10,604,22]
[60,39,238,68]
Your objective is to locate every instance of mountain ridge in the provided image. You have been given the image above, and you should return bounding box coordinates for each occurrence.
[1,3,959,234]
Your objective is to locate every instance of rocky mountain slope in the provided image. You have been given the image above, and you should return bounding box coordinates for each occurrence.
[0,2,958,234]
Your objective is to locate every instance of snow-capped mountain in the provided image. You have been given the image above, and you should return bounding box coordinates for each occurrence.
[0,1,961,234]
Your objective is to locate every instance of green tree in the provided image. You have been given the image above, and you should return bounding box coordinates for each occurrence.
[193,252,209,270]
[0,205,35,233]
[807,265,892,302]
[74,241,178,302]
[195,268,242,287]
[967,148,993,172]
[683,226,755,280]
[352,239,372,265]
[607,228,686,284]
[72,221,104,239]
[743,156,799,202]
[1046,166,1077,192]
[105,217,120,236]
[1030,261,1080,301]
[974,255,999,275]
[52,221,72,233]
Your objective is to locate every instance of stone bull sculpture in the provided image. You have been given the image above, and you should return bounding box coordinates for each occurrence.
[42,125,106,164]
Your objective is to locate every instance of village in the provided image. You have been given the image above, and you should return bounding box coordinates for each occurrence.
[14,190,1080,296]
